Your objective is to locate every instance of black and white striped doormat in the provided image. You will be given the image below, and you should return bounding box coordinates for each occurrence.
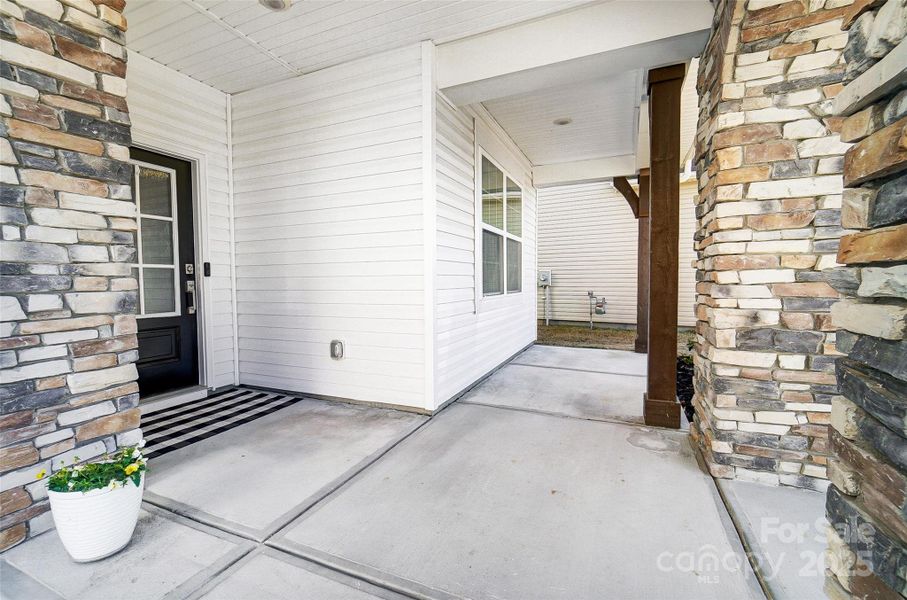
[141,387,300,460]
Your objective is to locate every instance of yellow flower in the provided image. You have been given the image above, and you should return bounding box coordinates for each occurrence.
[124,464,139,475]
[35,470,46,480]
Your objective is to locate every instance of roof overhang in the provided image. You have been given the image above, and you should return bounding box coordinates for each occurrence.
[437,1,712,106]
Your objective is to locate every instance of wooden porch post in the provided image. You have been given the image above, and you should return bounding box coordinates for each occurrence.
[635,169,650,354]
[644,64,684,429]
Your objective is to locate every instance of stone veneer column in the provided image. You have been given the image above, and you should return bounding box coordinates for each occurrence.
[824,0,907,596]
[690,0,854,489]
[0,0,138,550]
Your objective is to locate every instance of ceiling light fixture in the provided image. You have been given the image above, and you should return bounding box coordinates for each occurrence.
[553,118,572,126]
[259,0,292,11]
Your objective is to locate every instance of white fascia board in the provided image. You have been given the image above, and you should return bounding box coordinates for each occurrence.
[533,155,637,188]
[437,1,712,104]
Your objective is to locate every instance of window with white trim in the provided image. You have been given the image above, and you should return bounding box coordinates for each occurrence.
[480,155,522,296]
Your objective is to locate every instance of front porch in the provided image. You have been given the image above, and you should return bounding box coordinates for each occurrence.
[2,345,824,600]
[6,0,906,595]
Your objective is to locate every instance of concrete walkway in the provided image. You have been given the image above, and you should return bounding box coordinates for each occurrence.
[3,346,770,599]
[719,479,828,599]
[143,400,426,541]
[463,345,648,423]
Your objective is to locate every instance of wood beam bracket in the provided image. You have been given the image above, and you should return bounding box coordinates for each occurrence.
[613,176,640,218]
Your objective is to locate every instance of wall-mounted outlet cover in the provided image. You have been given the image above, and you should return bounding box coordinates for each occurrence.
[330,340,344,359]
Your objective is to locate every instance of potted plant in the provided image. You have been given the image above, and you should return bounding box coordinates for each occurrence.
[39,443,147,562]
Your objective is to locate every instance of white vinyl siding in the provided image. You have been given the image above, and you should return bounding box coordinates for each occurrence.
[230,45,426,408]
[678,183,697,326]
[434,99,537,406]
[536,180,697,327]
[127,52,236,389]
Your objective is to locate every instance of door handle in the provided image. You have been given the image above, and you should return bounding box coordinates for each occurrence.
[185,280,196,315]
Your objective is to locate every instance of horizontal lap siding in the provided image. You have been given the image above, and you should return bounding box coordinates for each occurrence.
[230,45,425,408]
[434,100,537,405]
[677,183,697,327]
[127,53,236,388]
[537,180,697,327]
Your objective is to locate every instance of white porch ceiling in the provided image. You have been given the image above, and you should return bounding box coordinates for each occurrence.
[485,62,699,178]
[483,70,641,165]
[125,0,707,184]
[124,0,592,94]
[433,0,710,182]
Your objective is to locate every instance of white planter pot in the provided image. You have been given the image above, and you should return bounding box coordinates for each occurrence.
[47,474,144,562]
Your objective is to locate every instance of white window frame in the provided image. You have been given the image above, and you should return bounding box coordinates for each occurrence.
[132,160,181,319]
[477,150,523,299]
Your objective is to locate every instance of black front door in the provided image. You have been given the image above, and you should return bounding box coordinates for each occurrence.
[130,148,199,398]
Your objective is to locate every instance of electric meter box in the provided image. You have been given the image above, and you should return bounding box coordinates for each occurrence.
[538,270,552,287]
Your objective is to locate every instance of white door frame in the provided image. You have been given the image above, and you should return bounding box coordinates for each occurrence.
[131,132,215,391]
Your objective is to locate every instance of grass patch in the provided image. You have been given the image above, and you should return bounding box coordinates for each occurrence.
[537,321,695,355]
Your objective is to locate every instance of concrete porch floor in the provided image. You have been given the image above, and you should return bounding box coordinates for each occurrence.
[462,345,648,424]
[1,345,825,599]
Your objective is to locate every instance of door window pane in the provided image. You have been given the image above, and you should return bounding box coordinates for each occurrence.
[141,218,173,265]
[143,268,175,314]
[506,178,522,236]
[482,157,504,229]
[138,166,172,217]
[483,230,503,296]
[133,161,180,318]
[506,238,522,293]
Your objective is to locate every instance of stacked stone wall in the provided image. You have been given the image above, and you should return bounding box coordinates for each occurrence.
[691,0,854,489]
[0,0,138,550]
[824,0,907,596]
